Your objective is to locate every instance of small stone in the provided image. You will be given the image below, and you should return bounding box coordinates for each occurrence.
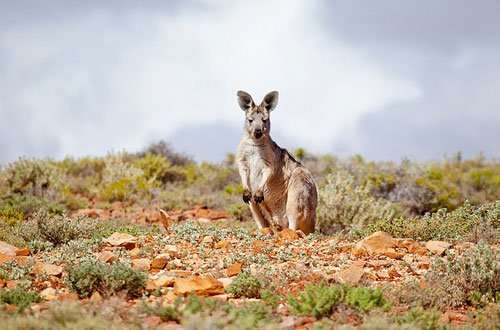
[279,229,300,241]
[173,276,224,296]
[151,254,170,269]
[352,231,398,257]
[376,271,391,280]
[129,247,140,257]
[146,280,157,291]
[159,209,173,229]
[253,240,267,252]
[388,268,402,278]
[426,241,452,256]
[131,258,151,271]
[201,236,214,244]
[217,277,234,288]
[31,262,63,277]
[215,240,230,249]
[226,262,243,277]
[337,265,365,284]
[259,228,273,236]
[0,241,18,256]
[384,251,405,259]
[6,280,17,289]
[57,293,79,301]
[163,245,178,258]
[155,276,175,288]
[41,287,57,301]
[90,291,102,302]
[98,251,117,264]
[15,248,30,256]
[104,232,137,250]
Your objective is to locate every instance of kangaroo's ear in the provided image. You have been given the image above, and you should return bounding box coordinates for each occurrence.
[237,90,255,111]
[261,91,279,111]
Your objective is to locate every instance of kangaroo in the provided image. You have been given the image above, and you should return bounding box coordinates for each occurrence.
[235,90,318,235]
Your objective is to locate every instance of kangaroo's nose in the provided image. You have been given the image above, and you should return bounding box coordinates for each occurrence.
[254,129,263,139]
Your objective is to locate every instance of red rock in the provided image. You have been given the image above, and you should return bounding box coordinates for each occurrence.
[388,269,402,278]
[226,262,243,277]
[159,209,173,228]
[0,254,14,265]
[337,265,365,284]
[259,228,274,236]
[215,241,230,249]
[31,262,63,277]
[155,276,175,288]
[425,241,452,256]
[15,248,30,256]
[0,241,18,256]
[384,251,405,259]
[173,276,224,296]
[162,245,178,258]
[131,258,151,271]
[376,271,391,280]
[104,232,137,250]
[41,287,57,301]
[151,254,170,269]
[98,251,117,264]
[352,232,398,257]
[90,291,102,302]
[57,293,79,301]
[253,240,268,252]
[279,229,300,241]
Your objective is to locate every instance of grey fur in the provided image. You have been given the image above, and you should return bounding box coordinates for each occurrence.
[235,90,318,234]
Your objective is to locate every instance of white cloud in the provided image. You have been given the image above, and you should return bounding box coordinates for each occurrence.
[0,0,421,162]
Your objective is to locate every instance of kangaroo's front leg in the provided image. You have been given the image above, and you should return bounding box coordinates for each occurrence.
[254,165,271,204]
[237,163,252,204]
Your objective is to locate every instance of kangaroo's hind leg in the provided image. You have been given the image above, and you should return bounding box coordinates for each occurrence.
[249,202,270,229]
[286,169,317,235]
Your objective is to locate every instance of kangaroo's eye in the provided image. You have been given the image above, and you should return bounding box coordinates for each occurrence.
[262,119,267,123]
[248,119,253,123]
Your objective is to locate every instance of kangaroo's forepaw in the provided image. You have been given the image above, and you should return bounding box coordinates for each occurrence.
[242,189,252,204]
[254,191,264,204]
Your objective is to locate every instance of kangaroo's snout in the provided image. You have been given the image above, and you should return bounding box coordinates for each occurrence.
[254,129,263,139]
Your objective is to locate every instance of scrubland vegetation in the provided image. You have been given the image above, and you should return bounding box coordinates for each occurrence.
[0,141,498,329]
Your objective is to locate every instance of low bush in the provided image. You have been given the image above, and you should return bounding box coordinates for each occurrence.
[13,211,99,246]
[363,201,499,243]
[316,173,395,234]
[226,271,268,299]
[287,283,390,319]
[0,288,41,312]
[66,257,147,298]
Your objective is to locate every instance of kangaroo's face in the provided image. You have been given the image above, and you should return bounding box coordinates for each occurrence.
[237,90,279,140]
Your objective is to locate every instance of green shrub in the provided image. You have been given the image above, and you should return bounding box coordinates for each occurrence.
[135,152,185,184]
[287,283,390,319]
[0,206,23,226]
[13,211,99,246]
[66,257,146,298]
[363,201,499,243]
[99,154,153,203]
[4,157,63,198]
[227,271,267,298]
[0,288,41,312]
[287,283,344,318]
[0,302,134,330]
[0,194,66,219]
[425,242,499,308]
[316,173,395,234]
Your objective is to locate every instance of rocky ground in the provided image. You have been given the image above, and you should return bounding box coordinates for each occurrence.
[0,203,497,329]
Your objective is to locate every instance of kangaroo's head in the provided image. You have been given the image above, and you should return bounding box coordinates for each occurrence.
[237,90,279,140]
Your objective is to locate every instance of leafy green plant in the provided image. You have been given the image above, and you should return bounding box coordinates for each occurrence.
[425,242,499,308]
[226,271,268,298]
[287,283,390,319]
[66,258,146,298]
[13,211,99,246]
[0,288,41,312]
[363,201,499,243]
[0,206,23,226]
[316,173,395,234]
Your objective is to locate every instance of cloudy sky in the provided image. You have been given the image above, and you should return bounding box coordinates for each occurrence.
[1,0,499,163]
